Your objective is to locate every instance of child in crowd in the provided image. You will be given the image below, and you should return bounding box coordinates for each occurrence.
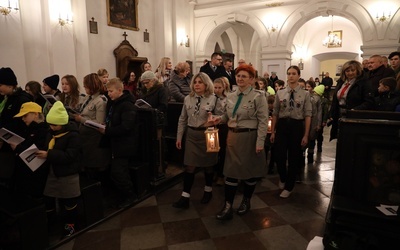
[97,68,109,85]
[103,78,138,208]
[12,102,49,198]
[42,74,61,115]
[274,79,285,92]
[36,101,82,238]
[373,77,400,111]
[213,78,228,186]
[59,75,86,116]
[305,81,322,164]
[315,85,329,153]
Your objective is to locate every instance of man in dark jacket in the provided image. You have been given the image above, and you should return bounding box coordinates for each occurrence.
[367,55,395,96]
[220,58,236,89]
[200,52,224,81]
[103,78,137,208]
[321,72,333,99]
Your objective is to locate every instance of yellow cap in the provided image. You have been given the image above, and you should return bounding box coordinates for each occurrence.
[14,102,42,117]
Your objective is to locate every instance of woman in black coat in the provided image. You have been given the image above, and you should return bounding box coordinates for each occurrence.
[138,71,168,113]
[328,60,374,140]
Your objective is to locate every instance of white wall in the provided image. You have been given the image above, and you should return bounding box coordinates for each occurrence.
[0,0,194,88]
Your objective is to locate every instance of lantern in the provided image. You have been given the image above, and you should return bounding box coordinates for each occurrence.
[204,127,220,152]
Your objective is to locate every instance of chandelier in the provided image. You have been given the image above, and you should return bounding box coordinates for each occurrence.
[322,15,342,47]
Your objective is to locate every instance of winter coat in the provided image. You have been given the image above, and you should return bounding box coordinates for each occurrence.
[139,83,168,113]
[14,121,49,198]
[329,75,374,140]
[105,91,137,158]
[168,70,191,103]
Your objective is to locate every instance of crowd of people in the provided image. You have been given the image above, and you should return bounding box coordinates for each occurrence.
[0,51,399,238]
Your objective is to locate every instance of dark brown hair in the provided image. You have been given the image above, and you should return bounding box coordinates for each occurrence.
[83,73,105,95]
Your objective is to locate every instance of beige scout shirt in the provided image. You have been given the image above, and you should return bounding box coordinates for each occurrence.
[273,85,312,119]
[221,87,268,148]
[177,94,217,141]
[79,92,108,124]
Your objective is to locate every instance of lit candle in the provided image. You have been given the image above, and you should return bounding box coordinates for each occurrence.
[209,134,215,149]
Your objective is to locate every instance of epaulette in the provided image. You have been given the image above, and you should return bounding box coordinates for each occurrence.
[100,95,108,102]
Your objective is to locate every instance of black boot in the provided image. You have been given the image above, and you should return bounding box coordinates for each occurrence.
[200,191,212,204]
[216,201,233,220]
[237,197,251,215]
[172,196,189,209]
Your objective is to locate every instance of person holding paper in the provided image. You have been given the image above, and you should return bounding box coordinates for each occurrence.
[72,73,110,181]
[138,71,168,113]
[12,102,49,198]
[0,67,32,190]
[42,74,61,115]
[35,101,81,238]
[59,74,86,120]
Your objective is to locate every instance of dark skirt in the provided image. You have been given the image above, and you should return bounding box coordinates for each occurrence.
[224,130,267,179]
[184,128,218,167]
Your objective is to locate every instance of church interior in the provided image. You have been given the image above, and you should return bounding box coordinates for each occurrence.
[0,0,400,249]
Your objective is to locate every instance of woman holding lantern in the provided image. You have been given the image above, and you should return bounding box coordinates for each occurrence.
[173,72,218,209]
[215,64,269,220]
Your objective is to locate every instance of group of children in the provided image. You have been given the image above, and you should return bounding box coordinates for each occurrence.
[0,66,141,238]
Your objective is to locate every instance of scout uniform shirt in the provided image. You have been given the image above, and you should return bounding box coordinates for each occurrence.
[222,87,268,148]
[273,85,312,119]
[79,92,108,124]
[177,94,217,142]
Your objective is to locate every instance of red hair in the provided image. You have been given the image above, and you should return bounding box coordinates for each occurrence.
[235,64,256,78]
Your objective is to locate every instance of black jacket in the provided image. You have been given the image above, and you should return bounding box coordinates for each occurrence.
[14,121,50,197]
[139,83,168,113]
[45,122,82,177]
[200,63,224,81]
[0,87,33,132]
[368,65,395,96]
[220,69,236,89]
[329,75,374,140]
[373,91,400,111]
[105,91,137,158]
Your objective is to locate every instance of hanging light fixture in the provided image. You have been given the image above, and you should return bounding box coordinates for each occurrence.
[322,15,342,47]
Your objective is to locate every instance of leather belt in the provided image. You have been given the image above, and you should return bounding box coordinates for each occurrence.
[229,127,257,133]
[188,126,207,131]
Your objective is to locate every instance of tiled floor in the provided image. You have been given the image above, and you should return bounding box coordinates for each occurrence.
[56,130,337,250]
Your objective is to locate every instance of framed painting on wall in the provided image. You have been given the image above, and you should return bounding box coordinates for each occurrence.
[327,30,342,48]
[107,0,139,31]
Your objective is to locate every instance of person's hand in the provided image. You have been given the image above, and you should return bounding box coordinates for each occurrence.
[9,143,17,150]
[270,133,275,143]
[176,140,182,150]
[98,127,105,134]
[256,146,263,154]
[301,136,308,147]
[35,150,48,159]
[73,114,82,122]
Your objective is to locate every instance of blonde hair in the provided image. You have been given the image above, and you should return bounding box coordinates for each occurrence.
[214,77,228,97]
[189,72,214,97]
[97,68,108,77]
[106,77,124,90]
[156,57,171,77]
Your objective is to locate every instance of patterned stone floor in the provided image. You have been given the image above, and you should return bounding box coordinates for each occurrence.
[55,130,336,250]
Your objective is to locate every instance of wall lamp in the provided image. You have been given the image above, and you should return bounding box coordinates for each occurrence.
[59,13,73,26]
[180,35,190,47]
[0,0,19,16]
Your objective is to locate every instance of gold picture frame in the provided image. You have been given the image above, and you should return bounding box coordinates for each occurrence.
[107,0,139,31]
[327,30,342,48]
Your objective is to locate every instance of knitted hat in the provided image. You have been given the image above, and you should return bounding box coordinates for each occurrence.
[314,85,325,96]
[14,102,42,117]
[140,71,157,82]
[43,74,60,90]
[46,101,68,125]
[267,86,276,95]
[0,67,17,86]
